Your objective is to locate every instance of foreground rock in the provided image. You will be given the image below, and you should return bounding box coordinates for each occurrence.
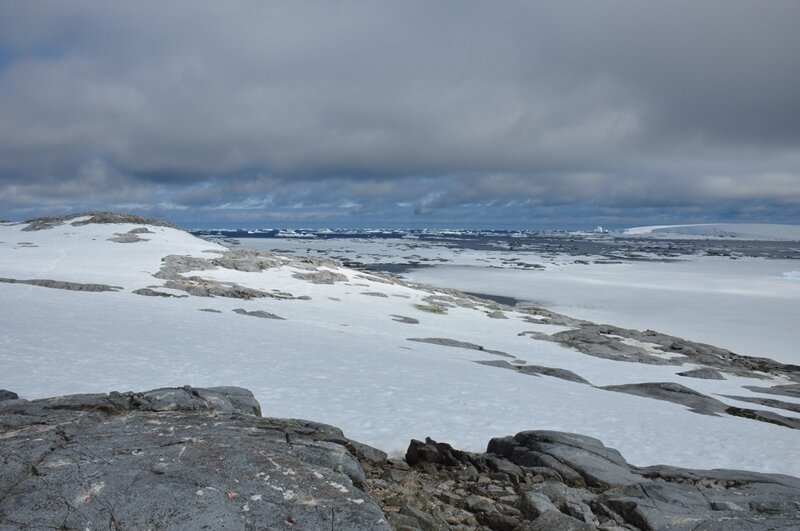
[0,387,389,529]
[365,433,800,530]
[3,388,799,530]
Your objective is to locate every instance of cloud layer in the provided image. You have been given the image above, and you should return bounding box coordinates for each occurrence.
[1,1,799,227]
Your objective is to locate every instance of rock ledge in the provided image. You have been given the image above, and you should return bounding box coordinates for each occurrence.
[2,387,799,530]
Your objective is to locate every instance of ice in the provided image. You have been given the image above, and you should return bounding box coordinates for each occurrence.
[405,257,800,365]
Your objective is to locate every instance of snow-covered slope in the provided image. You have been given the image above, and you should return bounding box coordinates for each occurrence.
[621,223,800,240]
[2,215,799,478]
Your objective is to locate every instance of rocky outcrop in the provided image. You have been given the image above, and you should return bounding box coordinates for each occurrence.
[0,386,389,530]
[477,360,591,385]
[0,390,17,401]
[0,277,123,292]
[108,228,152,243]
[232,308,286,320]
[366,431,800,530]
[408,338,514,358]
[548,324,800,382]
[22,212,177,231]
[601,382,800,429]
[132,287,185,297]
[676,367,725,380]
[3,387,799,530]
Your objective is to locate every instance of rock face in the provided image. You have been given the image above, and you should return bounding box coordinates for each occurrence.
[0,277,123,292]
[3,387,799,530]
[366,431,800,531]
[0,386,389,530]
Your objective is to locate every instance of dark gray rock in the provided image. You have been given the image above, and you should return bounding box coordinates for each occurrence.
[475,360,519,370]
[361,291,389,297]
[391,315,420,324]
[475,360,591,384]
[520,491,559,519]
[677,367,725,380]
[601,382,800,429]
[512,431,640,488]
[407,337,514,358]
[517,365,591,384]
[369,431,800,531]
[0,277,123,292]
[388,511,425,530]
[744,383,800,398]
[600,381,728,416]
[0,390,18,401]
[465,494,495,513]
[526,510,597,530]
[0,386,389,530]
[724,406,800,429]
[532,482,598,525]
[722,394,800,414]
[549,323,800,384]
[406,437,469,468]
[232,308,286,320]
[550,325,680,365]
[399,504,451,530]
[22,211,177,231]
[132,287,184,297]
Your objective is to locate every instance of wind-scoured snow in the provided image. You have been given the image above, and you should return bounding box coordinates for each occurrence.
[2,219,800,478]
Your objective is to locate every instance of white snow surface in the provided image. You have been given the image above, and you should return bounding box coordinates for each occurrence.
[243,236,800,364]
[2,221,800,478]
[621,223,800,240]
[404,257,800,365]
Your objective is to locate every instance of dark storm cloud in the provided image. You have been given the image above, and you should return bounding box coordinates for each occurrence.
[0,1,798,226]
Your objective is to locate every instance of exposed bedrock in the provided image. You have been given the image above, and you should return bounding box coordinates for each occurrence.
[0,386,388,530]
[676,367,725,380]
[22,211,177,231]
[151,251,345,298]
[549,324,800,382]
[369,431,800,530]
[476,360,591,384]
[0,277,123,292]
[3,388,800,530]
[601,382,800,429]
[0,390,18,401]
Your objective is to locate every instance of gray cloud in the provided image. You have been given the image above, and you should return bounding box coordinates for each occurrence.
[0,1,798,226]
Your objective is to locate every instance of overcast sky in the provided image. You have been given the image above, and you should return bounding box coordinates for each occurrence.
[1,1,799,228]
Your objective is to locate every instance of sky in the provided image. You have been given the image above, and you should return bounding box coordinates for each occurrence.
[1,1,799,229]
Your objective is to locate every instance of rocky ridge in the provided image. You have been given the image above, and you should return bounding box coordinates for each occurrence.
[2,388,799,530]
